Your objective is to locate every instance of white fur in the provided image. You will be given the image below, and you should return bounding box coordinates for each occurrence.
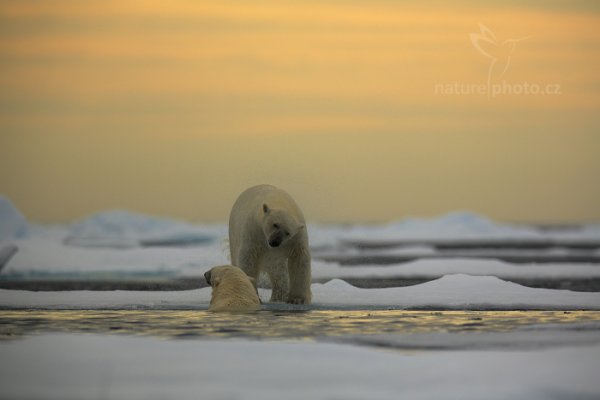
[206,265,261,312]
[229,185,312,304]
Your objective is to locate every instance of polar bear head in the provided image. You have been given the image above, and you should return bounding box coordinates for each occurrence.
[203,264,261,312]
[261,203,304,248]
[204,264,233,287]
[204,264,257,289]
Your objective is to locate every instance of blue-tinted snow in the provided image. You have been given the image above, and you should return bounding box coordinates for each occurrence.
[0,196,27,240]
[66,210,223,247]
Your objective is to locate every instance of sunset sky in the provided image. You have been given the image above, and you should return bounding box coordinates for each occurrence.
[1,1,599,223]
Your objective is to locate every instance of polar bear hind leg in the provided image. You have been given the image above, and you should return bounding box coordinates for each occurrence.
[265,260,289,302]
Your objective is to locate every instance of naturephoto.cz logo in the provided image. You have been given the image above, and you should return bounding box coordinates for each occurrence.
[434,24,561,97]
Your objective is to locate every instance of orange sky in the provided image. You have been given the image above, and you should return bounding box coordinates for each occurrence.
[1,1,599,223]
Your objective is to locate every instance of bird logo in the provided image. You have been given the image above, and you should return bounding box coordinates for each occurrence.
[470,24,531,88]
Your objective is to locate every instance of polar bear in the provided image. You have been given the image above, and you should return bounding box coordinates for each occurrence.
[204,265,261,312]
[229,184,311,304]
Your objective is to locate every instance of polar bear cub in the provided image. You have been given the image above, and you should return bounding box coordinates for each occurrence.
[204,265,261,312]
[229,184,312,304]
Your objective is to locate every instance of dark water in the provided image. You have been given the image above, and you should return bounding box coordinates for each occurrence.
[1,310,599,340]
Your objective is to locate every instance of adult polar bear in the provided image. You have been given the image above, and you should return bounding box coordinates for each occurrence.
[229,184,311,304]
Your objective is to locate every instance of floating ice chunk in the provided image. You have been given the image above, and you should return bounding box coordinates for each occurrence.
[0,196,27,240]
[338,211,600,243]
[66,210,223,248]
[1,237,227,279]
[340,211,540,241]
[310,258,600,281]
[310,274,600,310]
[0,243,18,272]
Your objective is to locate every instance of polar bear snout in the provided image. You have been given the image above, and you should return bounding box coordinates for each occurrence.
[204,270,212,285]
[268,231,283,248]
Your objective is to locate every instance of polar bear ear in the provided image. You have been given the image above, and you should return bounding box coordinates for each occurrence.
[213,276,222,287]
[262,203,270,214]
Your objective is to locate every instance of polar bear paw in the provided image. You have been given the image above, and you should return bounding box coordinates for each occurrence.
[287,296,309,305]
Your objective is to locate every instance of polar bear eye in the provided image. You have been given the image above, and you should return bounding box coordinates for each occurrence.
[273,223,279,229]
[284,231,290,236]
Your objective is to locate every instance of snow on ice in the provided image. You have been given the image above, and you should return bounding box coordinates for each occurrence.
[1,333,599,400]
[2,275,600,310]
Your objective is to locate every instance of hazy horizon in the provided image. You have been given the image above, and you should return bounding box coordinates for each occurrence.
[1,1,599,224]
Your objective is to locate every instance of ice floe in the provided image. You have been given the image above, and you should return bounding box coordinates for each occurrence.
[0,196,27,240]
[2,274,599,310]
[1,333,599,400]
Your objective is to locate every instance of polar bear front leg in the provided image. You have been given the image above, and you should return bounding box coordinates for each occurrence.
[287,246,312,304]
[267,261,289,303]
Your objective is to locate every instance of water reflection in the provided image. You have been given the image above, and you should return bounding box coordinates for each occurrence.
[1,310,599,340]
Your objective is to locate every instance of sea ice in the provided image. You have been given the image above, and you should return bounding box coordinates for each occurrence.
[2,274,599,310]
[0,334,598,400]
[0,196,27,240]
